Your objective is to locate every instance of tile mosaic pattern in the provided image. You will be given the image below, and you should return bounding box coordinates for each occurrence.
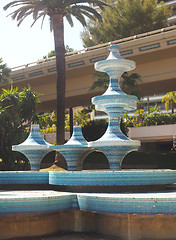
[12,125,51,171]
[1,170,176,186]
[77,192,176,215]
[0,191,75,214]
[49,170,176,186]
[1,190,176,215]
[89,46,140,170]
[49,126,88,171]
[0,171,48,184]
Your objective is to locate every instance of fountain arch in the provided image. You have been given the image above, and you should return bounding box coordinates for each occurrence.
[82,150,109,170]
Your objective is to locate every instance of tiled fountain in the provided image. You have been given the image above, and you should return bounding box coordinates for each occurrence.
[1,46,176,240]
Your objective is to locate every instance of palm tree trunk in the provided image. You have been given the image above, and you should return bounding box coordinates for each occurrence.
[69,107,73,137]
[52,14,66,145]
[171,99,174,114]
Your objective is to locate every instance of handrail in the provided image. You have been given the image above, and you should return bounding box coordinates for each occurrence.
[11,25,176,72]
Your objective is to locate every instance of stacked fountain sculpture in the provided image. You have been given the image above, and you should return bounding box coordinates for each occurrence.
[12,45,140,171]
[89,45,140,170]
[13,45,140,171]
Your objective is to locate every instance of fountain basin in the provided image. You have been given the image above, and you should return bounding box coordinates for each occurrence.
[92,94,138,112]
[1,189,176,240]
[0,191,75,214]
[1,190,176,215]
[0,171,48,184]
[49,170,176,186]
[77,191,176,215]
[0,170,176,186]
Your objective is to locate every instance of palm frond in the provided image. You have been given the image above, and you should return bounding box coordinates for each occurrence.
[3,1,24,10]
[79,10,97,21]
[70,9,87,26]
[65,12,74,27]
[17,10,33,26]
[76,5,102,21]
[63,0,107,8]
[17,6,33,21]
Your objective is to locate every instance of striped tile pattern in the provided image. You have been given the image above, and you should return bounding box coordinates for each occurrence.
[90,46,140,170]
[0,191,75,214]
[49,170,176,186]
[77,192,176,215]
[1,190,176,215]
[0,171,49,184]
[12,125,51,171]
[1,170,176,186]
[49,127,88,171]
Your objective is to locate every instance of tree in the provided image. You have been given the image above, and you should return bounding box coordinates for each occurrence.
[81,0,172,47]
[121,72,142,99]
[0,58,12,84]
[43,45,75,60]
[4,0,106,146]
[65,45,75,53]
[162,91,176,114]
[0,86,40,170]
[91,72,142,99]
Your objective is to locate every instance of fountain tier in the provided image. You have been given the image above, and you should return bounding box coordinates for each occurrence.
[89,45,140,169]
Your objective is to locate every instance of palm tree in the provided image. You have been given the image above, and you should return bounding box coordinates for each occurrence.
[4,0,106,145]
[0,58,12,84]
[162,91,176,114]
[91,72,142,99]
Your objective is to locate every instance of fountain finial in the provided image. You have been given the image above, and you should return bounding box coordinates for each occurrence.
[107,45,122,60]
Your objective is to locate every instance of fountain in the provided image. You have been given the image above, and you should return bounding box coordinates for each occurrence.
[1,45,176,240]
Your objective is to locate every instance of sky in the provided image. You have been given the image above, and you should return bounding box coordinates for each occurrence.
[0,0,84,68]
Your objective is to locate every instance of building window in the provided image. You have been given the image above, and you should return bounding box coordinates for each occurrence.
[68,61,85,68]
[167,39,176,45]
[139,43,160,51]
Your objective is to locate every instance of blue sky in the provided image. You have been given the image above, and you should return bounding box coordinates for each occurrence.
[0,0,84,68]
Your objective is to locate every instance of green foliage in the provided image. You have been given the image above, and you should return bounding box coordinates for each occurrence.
[65,45,75,53]
[0,86,40,170]
[90,72,109,92]
[73,109,91,126]
[143,113,176,126]
[38,111,57,134]
[91,71,142,99]
[162,91,176,114]
[4,0,107,28]
[81,0,172,47]
[38,111,56,129]
[40,107,92,134]
[40,125,57,134]
[124,104,176,128]
[121,72,142,99]
[65,107,91,132]
[0,58,12,84]
[123,112,135,127]
[42,45,76,61]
